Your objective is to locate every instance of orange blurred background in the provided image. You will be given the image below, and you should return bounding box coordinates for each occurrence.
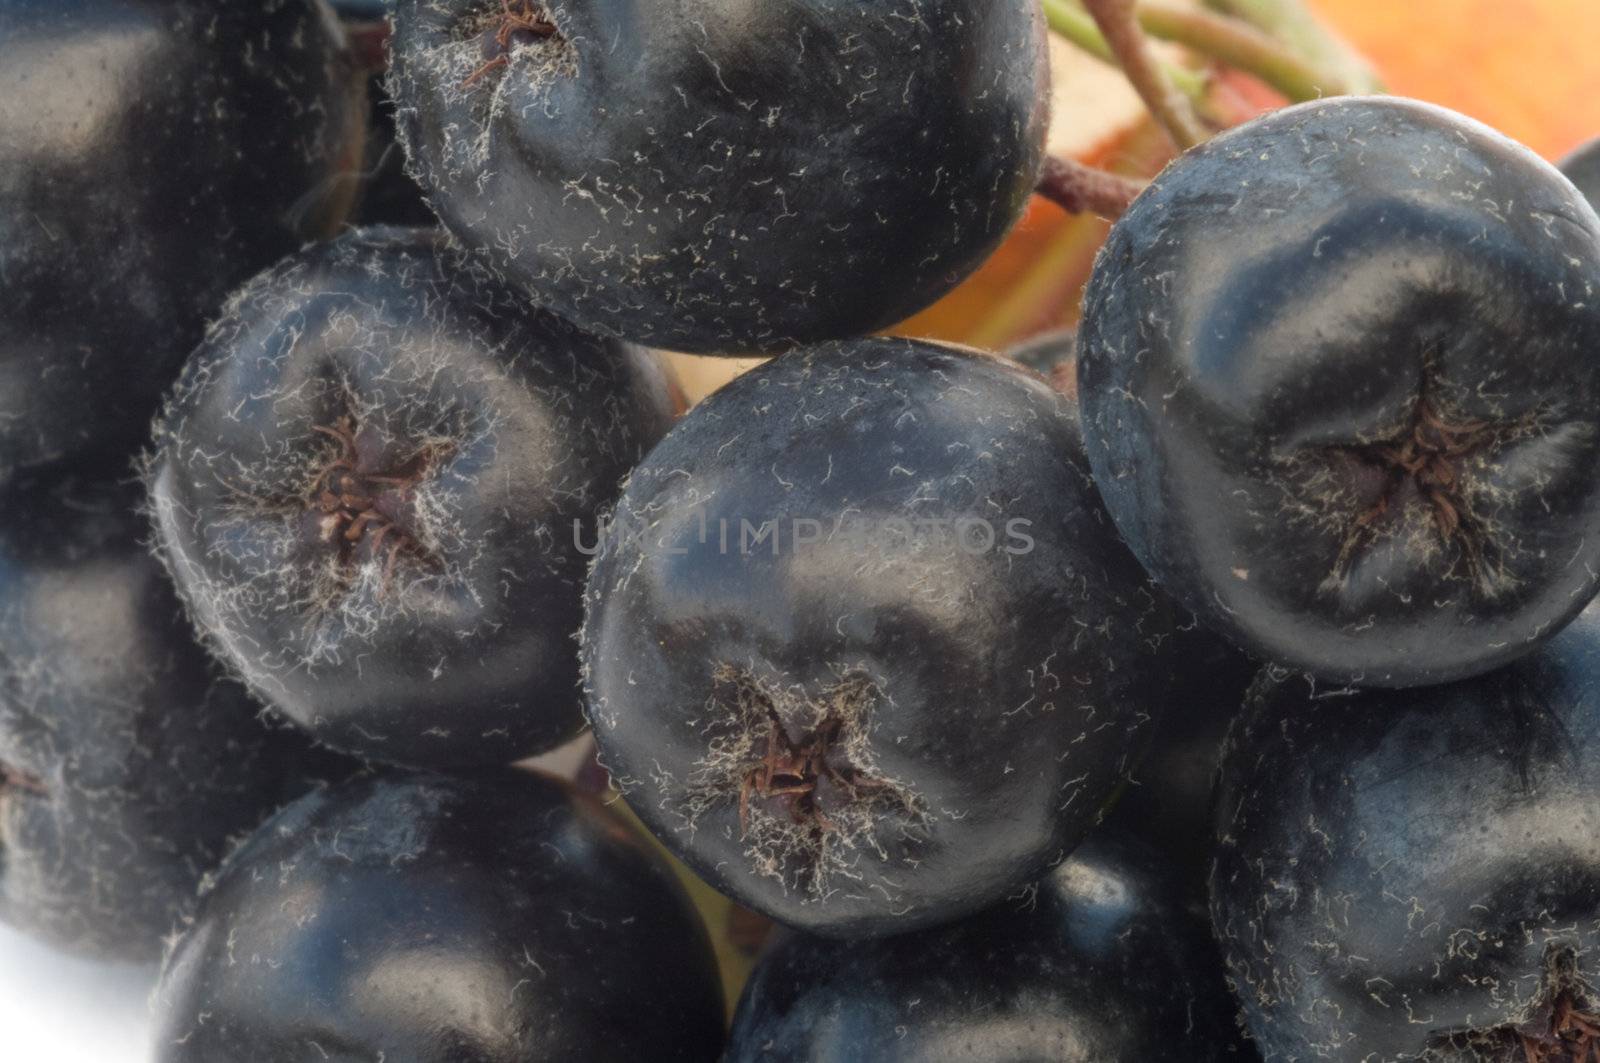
[1321,0,1600,158]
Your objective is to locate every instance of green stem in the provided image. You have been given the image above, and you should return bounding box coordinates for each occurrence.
[1041,0,1207,100]
[1139,2,1347,101]
[1204,0,1384,93]
[1083,0,1210,150]
[1047,0,1360,104]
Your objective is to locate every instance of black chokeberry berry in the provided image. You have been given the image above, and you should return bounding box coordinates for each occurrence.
[0,0,365,484]
[1080,96,1600,687]
[1006,327,1078,394]
[148,227,677,768]
[153,769,727,1062]
[387,0,1050,354]
[582,339,1178,937]
[1212,601,1600,1061]
[0,475,351,960]
[726,836,1246,1060]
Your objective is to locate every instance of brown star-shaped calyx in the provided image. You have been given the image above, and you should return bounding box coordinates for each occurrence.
[460,0,560,89]
[304,415,442,589]
[739,712,894,839]
[1324,353,1543,594]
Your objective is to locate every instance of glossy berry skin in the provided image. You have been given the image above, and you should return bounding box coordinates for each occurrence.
[1096,626,1254,887]
[0,475,351,961]
[388,0,1049,355]
[582,340,1177,937]
[1008,336,1258,885]
[153,770,726,1063]
[726,836,1246,1061]
[1079,96,1600,688]
[1559,136,1600,211]
[1212,602,1600,1061]
[0,0,365,484]
[148,227,677,768]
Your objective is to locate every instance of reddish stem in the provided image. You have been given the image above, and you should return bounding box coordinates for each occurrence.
[1035,156,1148,219]
[344,20,392,75]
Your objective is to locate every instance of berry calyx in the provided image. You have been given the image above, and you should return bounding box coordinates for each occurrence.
[689,667,925,897]
[0,764,45,798]
[1517,994,1600,1062]
[1434,954,1600,1062]
[459,0,559,89]
[1324,352,1546,597]
[302,415,445,588]
[729,674,901,841]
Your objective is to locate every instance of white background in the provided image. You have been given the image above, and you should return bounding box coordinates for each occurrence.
[0,924,154,1062]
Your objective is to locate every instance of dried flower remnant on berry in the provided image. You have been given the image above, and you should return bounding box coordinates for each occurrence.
[1313,350,1551,600]
[459,0,560,88]
[684,666,927,899]
[301,415,448,591]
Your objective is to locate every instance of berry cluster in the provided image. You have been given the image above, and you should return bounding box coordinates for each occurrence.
[6,1,1600,1061]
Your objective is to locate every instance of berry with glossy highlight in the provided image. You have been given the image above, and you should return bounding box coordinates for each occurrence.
[1212,602,1600,1061]
[726,836,1245,1061]
[582,339,1177,937]
[0,475,350,961]
[153,770,726,1062]
[149,227,677,768]
[0,0,365,483]
[1080,96,1600,687]
[387,0,1050,354]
